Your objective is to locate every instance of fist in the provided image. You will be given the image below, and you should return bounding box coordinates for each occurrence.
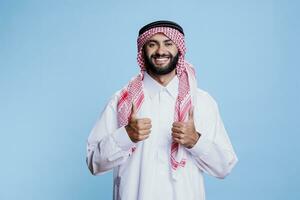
[125,103,152,143]
[171,107,201,148]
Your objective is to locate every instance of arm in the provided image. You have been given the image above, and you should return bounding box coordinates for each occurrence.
[86,95,135,175]
[187,91,238,179]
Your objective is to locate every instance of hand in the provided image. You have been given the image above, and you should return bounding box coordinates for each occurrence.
[171,107,201,148]
[125,103,152,143]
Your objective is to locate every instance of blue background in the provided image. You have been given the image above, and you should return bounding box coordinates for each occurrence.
[1,0,299,199]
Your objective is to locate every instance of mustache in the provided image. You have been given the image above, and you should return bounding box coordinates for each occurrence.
[151,53,171,59]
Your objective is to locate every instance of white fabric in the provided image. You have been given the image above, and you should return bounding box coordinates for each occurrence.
[87,72,238,200]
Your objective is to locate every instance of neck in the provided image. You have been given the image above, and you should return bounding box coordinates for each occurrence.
[147,69,176,87]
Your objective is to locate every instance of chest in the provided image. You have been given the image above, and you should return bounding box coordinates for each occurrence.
[137,89,176,147]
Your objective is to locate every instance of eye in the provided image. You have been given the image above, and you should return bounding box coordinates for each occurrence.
[147,42,156,48]
[165,42,173,47]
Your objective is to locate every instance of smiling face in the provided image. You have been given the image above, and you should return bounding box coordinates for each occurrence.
[143,33,179,75]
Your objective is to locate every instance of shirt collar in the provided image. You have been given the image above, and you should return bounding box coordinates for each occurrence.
[143,72,178,99]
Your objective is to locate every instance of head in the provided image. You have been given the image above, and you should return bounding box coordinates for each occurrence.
[137,20,186,77]
[143,33,179,75]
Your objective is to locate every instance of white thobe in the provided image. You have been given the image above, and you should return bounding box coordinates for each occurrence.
[86,72,238,200]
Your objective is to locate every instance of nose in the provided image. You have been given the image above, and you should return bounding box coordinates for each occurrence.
[156,44,166,55]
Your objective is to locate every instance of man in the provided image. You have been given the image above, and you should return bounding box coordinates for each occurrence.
[86,20,238,200]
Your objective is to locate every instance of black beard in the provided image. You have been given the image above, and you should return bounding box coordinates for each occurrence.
[144,51,179,75]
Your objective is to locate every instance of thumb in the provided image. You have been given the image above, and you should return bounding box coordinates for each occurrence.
[130,102,137,119]
[188,106,194,121]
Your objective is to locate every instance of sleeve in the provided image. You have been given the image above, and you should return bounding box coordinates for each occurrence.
[86,95,135,175]
[186,90,238,179]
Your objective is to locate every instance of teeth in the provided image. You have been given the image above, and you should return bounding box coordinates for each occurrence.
[156,58,168,61]
[154,58,169,65]
[152,56,170,65]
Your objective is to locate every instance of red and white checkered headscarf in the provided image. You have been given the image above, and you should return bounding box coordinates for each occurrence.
[117,26,196,177]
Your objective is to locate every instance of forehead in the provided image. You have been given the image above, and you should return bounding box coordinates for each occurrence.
[147,33,173,42]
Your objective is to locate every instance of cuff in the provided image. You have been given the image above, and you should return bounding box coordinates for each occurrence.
[112,126,135,151]
[187,135,213,157]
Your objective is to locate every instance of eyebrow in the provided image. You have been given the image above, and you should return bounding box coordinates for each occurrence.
[147,39,173,43]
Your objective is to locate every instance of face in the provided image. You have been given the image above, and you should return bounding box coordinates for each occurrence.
[143,33,179,75]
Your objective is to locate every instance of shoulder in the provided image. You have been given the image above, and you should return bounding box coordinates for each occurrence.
[106,75,141,110]
[194,88,220,119]
[105,89,122,112]
[195,88,218,109]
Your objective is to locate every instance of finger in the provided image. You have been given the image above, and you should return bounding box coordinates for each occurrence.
[188,106,194,121]
[139,118,152,124]
[173,137,183,144]
[138,129,151,135]
[172,122,183,128]
[130,102,137,119]
[136,120,152,129]
[138,123,152,130]
[172,127,182,134]
[136,134,150,141]
[172,132,182,139]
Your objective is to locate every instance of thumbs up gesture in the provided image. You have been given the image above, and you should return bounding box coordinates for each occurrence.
[171,107,201,148]
[125,103,152,143]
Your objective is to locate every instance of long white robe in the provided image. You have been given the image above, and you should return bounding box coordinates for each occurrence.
[87,72,238,200]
